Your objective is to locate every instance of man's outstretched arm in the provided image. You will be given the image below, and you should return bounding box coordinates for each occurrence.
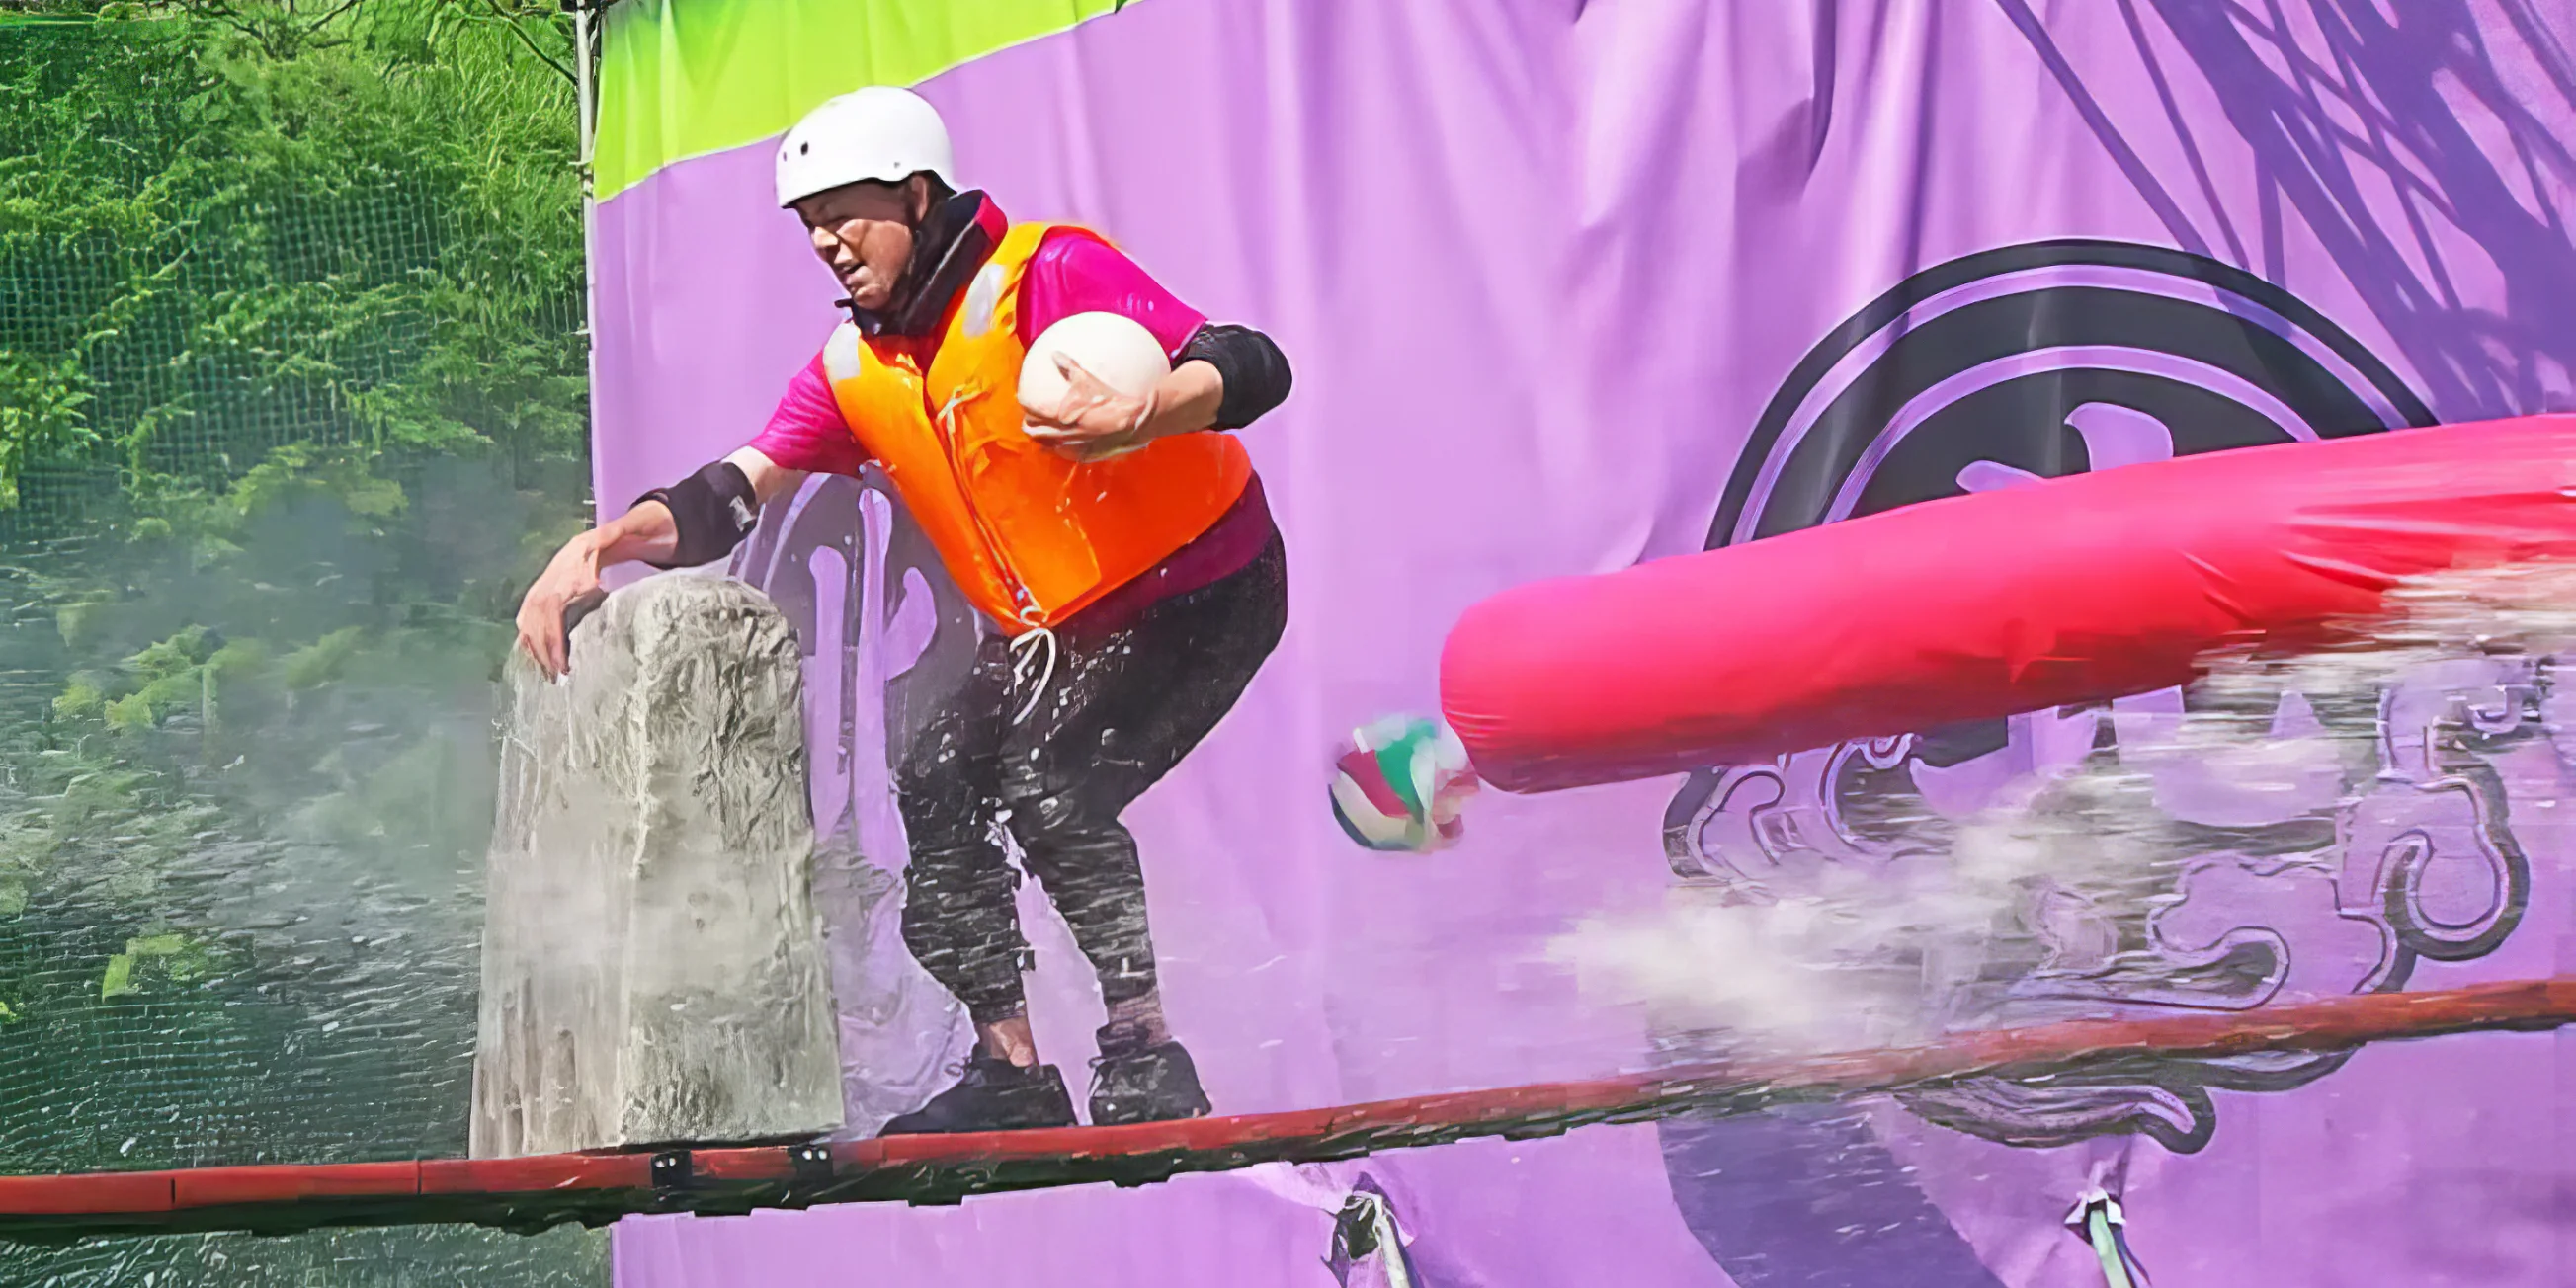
[514,446,807,679]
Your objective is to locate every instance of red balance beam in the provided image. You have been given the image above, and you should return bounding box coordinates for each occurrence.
[5,978,2572,1242]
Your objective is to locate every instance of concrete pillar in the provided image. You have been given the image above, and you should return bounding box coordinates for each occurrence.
[470,574,844,1156]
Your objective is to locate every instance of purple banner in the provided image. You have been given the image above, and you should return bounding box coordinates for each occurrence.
[592,1,2576,1284]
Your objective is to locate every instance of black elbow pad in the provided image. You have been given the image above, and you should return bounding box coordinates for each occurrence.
[1178,323,1293,429]
[636,460,759,569]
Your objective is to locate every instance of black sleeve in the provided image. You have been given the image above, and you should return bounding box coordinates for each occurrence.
[635,459,760,569]
[1177,323,1293,430]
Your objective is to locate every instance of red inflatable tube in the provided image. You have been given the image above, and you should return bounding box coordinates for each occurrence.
[1441,415,2576,795]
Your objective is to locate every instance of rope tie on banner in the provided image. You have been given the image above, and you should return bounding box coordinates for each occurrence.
[2067,1191,2152,1288]
[1331,1188,1415,1288]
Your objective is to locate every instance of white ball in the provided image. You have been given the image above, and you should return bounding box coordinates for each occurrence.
[1018,311,1172,422]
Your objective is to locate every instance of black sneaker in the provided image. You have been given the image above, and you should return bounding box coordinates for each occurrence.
[879,1055,1077,1135]
[1086,1029,1212,1126]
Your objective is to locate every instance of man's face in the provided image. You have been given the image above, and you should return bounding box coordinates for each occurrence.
[795,179,923,311]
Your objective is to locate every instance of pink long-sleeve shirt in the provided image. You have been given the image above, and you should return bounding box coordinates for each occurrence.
[747,231,1210,476]
[751,218,1275,627]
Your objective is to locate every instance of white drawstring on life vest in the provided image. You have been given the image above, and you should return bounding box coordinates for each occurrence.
[931,384,1057,726]
[1008,614,1058,725]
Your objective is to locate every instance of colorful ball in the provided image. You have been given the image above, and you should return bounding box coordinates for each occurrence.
[1330,715,1478,853]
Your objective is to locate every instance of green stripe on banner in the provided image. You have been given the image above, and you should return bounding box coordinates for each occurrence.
[597,0,1128,201]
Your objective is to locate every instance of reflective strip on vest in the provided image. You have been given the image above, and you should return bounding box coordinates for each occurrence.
[824,222,1251,629]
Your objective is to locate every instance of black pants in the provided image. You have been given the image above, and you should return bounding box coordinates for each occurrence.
[895,535,1287,1025]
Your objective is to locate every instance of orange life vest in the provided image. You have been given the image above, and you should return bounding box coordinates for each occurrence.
[822,222,1252,630]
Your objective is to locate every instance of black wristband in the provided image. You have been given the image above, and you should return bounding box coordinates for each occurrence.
[1177,323,1293,430]
[636,460,759,569]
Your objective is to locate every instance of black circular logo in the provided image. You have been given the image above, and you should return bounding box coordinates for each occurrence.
[1653,242,2529,1288]
[1709,239,2433,550]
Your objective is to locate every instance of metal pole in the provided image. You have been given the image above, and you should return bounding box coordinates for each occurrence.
[572,0,604,519]
[572,0,598,190]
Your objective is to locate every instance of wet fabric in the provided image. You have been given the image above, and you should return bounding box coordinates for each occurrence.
[895,530,1287,1025]
[821,217,1254,627]
[749,224,1208,477]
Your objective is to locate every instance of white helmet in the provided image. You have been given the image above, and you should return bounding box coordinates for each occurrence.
[774,86,956,209]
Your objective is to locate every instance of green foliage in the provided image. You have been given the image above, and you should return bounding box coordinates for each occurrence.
[0,351,95,505]
[0,0,588,513]
[99,928,214,997]
[279,623,365,689]
[0,10,604,1280]
[231,442,409,522]
[0,2,591,837]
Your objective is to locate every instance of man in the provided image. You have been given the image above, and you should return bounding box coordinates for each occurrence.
[515,87,1291,1134]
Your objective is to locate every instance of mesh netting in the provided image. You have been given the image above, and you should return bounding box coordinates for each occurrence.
[2,9,603,1283]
